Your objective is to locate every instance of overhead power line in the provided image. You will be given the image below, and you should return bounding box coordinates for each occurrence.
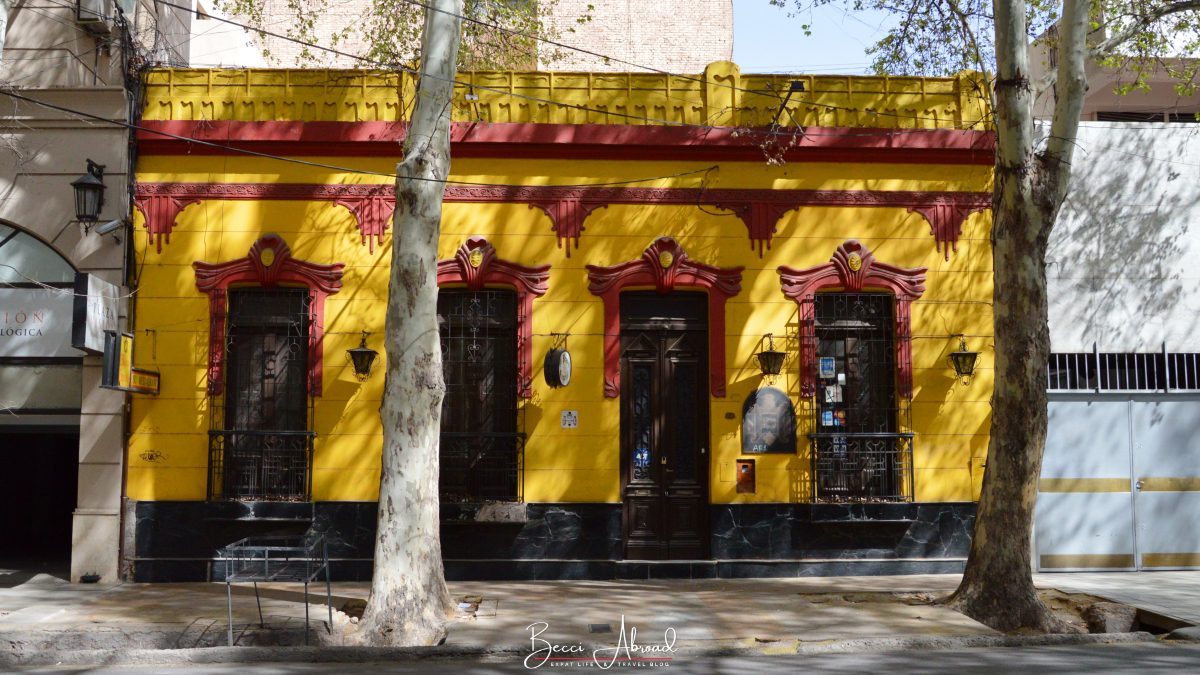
[129,0,988,131]
[0,88,719,188]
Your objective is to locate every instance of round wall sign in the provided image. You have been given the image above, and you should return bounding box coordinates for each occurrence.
[544,348,572,387]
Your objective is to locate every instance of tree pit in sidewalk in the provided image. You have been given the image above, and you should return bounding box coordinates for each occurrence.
[798,590,1174,636]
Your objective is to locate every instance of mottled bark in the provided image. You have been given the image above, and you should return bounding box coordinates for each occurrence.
[352,0,462,647]
[0,0,11,60]
[949,0,1087,633]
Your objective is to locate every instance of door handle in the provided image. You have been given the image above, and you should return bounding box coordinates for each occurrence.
[661,456,668,465]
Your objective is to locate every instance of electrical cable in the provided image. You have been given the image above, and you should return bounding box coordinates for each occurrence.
[126,0,990,132]
[0,88,719,188]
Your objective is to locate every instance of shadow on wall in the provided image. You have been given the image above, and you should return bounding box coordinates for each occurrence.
[1048,123,1200,348]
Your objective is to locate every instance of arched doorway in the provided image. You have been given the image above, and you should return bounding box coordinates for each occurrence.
[0,222,82,572]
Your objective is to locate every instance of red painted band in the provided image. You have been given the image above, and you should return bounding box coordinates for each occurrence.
[137,121,995,164]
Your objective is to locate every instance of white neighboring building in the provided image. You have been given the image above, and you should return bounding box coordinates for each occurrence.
[1,0,191,582]
[188,0,732,71]
[1032,46,1200,571]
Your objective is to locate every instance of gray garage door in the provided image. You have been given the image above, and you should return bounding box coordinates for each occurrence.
[1036,395,1200,571]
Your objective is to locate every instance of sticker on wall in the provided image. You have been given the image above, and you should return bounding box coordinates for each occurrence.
[634,446,651,470]
[560,410,579,429]
[819,357,836,379]
[823,385,843,404]
[822,410,834,427]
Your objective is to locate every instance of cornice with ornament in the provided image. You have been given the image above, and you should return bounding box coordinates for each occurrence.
[135,182,990,260]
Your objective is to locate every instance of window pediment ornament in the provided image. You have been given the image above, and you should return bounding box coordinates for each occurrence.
[436,236,550,399]
[194,234,344,396]
[778,240,927,398]
[587,237,744,398]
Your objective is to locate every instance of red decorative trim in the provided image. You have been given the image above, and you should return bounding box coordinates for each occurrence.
[194,234,344,396]
[437,236,550,398]
[133,194,200,253]
[587,237,743,398]
[334,187,394,253]
[138,121,995,165]
[908,203,989,260]
[712,201,801,257]
[135,182,991,257]
[528,200,606,256]
[778,240,926,398]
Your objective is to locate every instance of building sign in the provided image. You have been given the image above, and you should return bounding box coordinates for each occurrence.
[741,387,797,454]
[72,272,120,354]
[101,331,160,395]
[0,287,76,357]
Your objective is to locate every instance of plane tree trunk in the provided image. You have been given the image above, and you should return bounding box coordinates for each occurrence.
[949,0,1088,633]
[351,0,463,647]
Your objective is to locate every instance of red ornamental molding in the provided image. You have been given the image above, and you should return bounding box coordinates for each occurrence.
[194,234,344,396]
[587,237,743,398]
[778,240,926,398]
[133,194,201,253]
[436,236,550,398]
[135,182,990,258]
[334,189,394,253]
[528,199,607,256]
[908,203,989,260]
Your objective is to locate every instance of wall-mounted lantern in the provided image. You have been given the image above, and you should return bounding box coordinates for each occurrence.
[755,333,787,376]
[347,331,378,381]
[71,159,106,223]
[949,335,979,383]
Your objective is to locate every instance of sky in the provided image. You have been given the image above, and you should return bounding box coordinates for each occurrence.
[731,1,892,74]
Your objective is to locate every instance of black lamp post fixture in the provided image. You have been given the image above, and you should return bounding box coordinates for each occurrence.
[756,333,787,376]
[71,159,106,223]
[949,335,979,383]
[347,331,379,381]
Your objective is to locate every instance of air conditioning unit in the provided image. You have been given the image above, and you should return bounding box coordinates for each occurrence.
[77,0,114,36]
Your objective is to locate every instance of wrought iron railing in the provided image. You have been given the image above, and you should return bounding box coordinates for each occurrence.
[810,432,914,503]
[439,432,524,502]
[208,429,315,501]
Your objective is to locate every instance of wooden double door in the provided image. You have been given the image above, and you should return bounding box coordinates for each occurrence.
[620,292,710,560]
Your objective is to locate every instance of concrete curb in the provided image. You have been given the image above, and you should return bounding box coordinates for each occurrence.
[1,631,1159,666]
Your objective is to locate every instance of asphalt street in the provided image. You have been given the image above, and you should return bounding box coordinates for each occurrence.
[13,642,1200,674]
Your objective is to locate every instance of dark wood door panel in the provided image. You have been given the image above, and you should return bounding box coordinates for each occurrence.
[620,292,710,561]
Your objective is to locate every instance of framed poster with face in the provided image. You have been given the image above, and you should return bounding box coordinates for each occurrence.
[741,387,797,454]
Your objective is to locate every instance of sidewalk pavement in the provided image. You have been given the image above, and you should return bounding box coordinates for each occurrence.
[1,565,1198,663]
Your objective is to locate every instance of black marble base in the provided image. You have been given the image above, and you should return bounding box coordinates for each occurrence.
[710,502,976,560]
[129,501,975,582]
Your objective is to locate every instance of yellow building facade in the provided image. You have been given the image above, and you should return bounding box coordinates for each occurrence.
[127,63,994,580]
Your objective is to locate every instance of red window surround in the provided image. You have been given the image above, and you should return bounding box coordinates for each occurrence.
[436,236,550,399]
[778,240,927,398]
[194,234,345,396]
[586,237,743,398]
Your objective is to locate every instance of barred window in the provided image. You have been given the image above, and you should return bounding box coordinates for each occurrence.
[1047,351,1200,392]
[809,293,913,503]
[210,288,314,501]
[438,289,523,502]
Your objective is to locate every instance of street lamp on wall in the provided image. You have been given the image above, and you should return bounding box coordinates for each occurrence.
[755,333,787,376]
[347,331,378,381]
[71,159,106,223]
[949,335,979,383]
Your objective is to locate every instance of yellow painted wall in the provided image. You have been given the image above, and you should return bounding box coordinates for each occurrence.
[128,66,994,506]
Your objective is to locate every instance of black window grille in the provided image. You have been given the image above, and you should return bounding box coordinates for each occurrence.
[807,293,913,502]
[1048,350,1200,392]
[208,288,314,501]
[438,289,523,502]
